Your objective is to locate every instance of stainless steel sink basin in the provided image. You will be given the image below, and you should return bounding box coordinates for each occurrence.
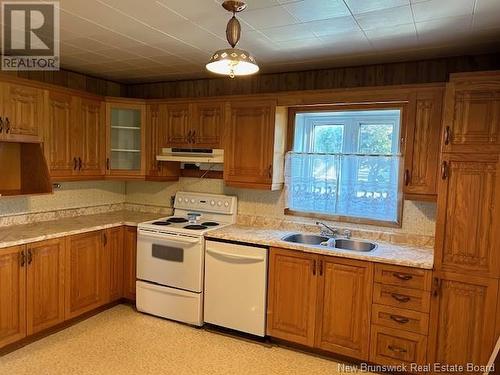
[281,233,329,245]
[331,239,377,252]
[282,233,377,252]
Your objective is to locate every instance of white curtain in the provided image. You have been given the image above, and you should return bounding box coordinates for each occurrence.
[285,152,402,222]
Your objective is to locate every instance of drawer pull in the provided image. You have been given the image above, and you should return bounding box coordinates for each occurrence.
[388,345,408,354]
[390,315,410,324]
[391,293,411,303]
[392,272,413,281]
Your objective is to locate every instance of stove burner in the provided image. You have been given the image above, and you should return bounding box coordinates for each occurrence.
[201,222,219,227]
[167,217,189,223]
[151,221,171,226]
[184,225,208,230]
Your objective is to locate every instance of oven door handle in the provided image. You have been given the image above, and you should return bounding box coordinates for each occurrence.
[138,232,201,245]
[207,248,265,262]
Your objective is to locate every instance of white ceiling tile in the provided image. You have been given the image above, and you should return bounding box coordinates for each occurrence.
[355,5,414,30]
[416,15,472,43]
[412,0,474,22]
[344,0,410,14]
[260,23,317,42]
[472,12,500,31]
[239,5,298,29]
[284,0,350,22]
[305,16,360,37]
[475,0,500,13]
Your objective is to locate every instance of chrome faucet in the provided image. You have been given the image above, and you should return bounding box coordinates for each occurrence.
[316,221,338,238]
[343,229,352,239]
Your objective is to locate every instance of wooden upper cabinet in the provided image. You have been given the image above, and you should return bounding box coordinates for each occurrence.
[224,101,287,190]
[0,245,26,349]
[1,82,43,140]
[44,90,75,178]
[26,239,65,335]
[105,99,146,178]
[434,153,500,277]
[192,101,224,148]
[145,104,179,181]
[428,271,499,369]
[79,98,104,177]
[315,257,373,360]
[442,72,500,154]
[123,226,137,301]
[404,88,444,200]
[267,247,318,347]
[166,103,190,147]
[65,231,106,319]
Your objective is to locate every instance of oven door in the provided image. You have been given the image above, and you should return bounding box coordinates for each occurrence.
[137,230,204,293]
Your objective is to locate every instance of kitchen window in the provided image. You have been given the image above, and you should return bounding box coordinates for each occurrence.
[285,108,403,225]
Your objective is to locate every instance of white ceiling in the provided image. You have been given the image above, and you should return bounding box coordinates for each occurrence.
[15,0,500,83]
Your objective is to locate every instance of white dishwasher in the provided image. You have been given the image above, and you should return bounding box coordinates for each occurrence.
[204,240,268,337]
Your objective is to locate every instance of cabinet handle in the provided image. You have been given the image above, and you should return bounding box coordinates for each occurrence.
[0,117,3,133]
[390,315,410,324]
[73,157,78,170]
[441,161,448,180]
[19,250,26,267]
[432,277,442,298]
[78,157,82,171]
[318,260,323,276]
[392,272,413,281]
[391,293,411,303]
[403,169,410,186]
[187,130,192,143]
[191,130,196,143]
[268,164,272,179]
[103,233,107,247]
[27,249,33,265]
[388,345,407,354]
[5,117,10,133]
[106,158,110,170]
[443,126,451,145]
[312,260,316,276]
[157,160,161,171]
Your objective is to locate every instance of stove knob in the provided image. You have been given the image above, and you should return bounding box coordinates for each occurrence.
[217,201,222,206]
[177,197,182,202]
[224,201,229,207]
[190,199,195,204]
[210,200,215,206]
[184,198,189,203]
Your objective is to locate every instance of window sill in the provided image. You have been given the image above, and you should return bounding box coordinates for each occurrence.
[284,208,402,229]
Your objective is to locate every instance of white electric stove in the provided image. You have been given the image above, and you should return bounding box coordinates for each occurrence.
[135,191,237,326]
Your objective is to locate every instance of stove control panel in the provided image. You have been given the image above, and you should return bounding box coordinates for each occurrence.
[174,192,237,214]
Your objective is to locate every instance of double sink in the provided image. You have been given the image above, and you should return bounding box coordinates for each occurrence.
[282,233,377,252]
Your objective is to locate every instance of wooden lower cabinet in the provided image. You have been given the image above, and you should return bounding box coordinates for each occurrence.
[65,230,107,319]
[0,245,26,348]
[26,239,65,335]
[315,257,373,360]
[105,227,124,302]
[267,248,318,346]
[427,271,499,371]
[123,226,137,301]
[267,248,373,360]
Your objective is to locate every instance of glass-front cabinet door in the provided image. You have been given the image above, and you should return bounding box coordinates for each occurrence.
[105,99,146,177]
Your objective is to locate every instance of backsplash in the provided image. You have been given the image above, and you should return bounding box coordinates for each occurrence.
[0,181,126,218]
[126,178,437,236]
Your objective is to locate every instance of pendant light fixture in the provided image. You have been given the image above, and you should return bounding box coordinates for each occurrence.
[206,1,259,78]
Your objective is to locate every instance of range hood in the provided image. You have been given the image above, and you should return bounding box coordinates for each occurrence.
[0,141,52,197]
[157,148,224,163]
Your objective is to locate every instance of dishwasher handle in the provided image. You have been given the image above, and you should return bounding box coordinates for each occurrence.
[206,248,265,263]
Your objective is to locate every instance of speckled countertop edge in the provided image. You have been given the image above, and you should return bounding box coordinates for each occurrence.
[205,225,434,270]
[0,210,163,250]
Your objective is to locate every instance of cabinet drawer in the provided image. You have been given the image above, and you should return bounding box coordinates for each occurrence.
[373,283,431,312]
[371,304,429,335]
[370,325,427,366]
[374,264,432,291]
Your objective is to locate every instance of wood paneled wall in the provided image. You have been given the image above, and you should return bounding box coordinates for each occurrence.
[126,53,500,99]
[9,69,125,97]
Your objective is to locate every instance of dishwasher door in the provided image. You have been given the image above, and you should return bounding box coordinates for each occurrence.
[204,240,268,337]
